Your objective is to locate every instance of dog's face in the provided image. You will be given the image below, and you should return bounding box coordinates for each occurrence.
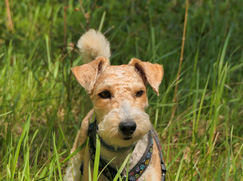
[72,57,163,147]
[90,65,150,147]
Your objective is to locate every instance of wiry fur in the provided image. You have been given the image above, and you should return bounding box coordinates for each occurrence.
[65,29,164,181]
[77,29,111,63]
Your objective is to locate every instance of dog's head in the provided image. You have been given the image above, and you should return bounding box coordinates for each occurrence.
[72,57,163,147]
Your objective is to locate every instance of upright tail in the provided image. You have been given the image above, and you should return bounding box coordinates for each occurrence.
[77,29,111,63]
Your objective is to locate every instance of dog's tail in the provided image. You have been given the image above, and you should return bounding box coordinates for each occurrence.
[77,29,111,63]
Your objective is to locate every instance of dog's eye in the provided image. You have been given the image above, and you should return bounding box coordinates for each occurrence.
[135,90,144,97]
[98,90,111,99]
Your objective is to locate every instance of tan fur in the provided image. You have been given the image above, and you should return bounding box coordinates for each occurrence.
[65,30,164,181]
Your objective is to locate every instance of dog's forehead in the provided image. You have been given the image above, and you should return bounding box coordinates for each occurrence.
[108,65,138,77]
[95,65,144,89]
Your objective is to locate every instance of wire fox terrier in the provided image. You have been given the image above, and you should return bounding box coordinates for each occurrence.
[65,29,166,181]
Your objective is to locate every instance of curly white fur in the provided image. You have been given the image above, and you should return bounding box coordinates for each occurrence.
[77,29,111,63]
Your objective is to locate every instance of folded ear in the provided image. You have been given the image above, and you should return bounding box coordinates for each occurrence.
[71,57,109,93]
[129,58,164,95]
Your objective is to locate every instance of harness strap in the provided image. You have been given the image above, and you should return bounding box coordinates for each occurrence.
[125,131,153,181]
[150,128,167,181]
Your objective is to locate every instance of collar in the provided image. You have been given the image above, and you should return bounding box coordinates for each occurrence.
[87,119,154,180]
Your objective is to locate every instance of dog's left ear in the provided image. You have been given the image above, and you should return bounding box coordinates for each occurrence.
[129,58,164,95]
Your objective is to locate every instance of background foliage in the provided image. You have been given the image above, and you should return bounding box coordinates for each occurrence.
[0,0,242,180]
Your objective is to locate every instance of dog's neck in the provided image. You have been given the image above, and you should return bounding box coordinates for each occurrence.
[99,134,149,170]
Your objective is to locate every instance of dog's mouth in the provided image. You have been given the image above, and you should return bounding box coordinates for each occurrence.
[123,136,132,140]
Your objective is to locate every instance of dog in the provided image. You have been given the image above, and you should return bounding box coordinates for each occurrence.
[64,29,166,181]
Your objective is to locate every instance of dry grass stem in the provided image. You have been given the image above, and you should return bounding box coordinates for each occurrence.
[5,0,14,31]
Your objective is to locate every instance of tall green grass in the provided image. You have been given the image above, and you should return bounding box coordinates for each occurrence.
[0,0,243,180]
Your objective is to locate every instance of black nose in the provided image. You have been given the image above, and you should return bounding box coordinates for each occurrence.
[119,121,136,136]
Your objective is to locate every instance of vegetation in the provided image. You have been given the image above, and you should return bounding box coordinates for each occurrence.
[0,0,242,180]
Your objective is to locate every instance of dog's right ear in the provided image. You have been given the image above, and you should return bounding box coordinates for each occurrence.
[71,57,109,93]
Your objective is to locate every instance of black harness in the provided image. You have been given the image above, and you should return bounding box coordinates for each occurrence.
[80,120,166,180]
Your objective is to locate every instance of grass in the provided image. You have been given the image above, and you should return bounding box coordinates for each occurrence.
[0,0,243,180]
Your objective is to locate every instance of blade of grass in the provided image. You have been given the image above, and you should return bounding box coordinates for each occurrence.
[53,133,62,181]
[175,154,185,181]
[113,151,133,181]
[11,115,31,179]
[93,134,101,181]
[98,11,106,32]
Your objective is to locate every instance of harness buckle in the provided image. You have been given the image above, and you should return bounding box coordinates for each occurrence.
[161,161,166,172]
